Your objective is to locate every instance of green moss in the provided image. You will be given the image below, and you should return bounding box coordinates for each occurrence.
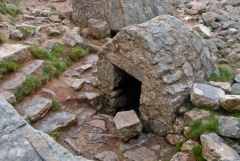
[30,45,51,60]
[192,145,205,161]
[209,66,234,82]
[48,130,62,141]
[189,117,219,141]
[0,60,20,79]
[50,43,65,57]
[51,100,62,112]
[82,21,88,28]
[69,46,88,61]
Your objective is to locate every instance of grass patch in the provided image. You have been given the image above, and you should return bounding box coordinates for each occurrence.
[19,27,35,38]
[50,43,65,57]
[69,46,88,61]
[0,1,22,17]
[51,100,62,111]
[48,130,62,141]
[0,60,20,79]
[82,21,88,28]
[189,117,219,141]
[209,66,234,82]
[15,76,43,102]
[0,32,6,44]
[192,145,205,161]
[102,34,110,39]
[63,108,75,114]
[176,141,183,152]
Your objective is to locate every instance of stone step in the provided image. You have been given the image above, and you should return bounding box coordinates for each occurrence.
[0,44,30,63]
[16,95,52,122]
[1,60,44,92]
[34,111,77,133]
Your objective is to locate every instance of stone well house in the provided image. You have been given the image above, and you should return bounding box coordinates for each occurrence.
[97,15,217,135]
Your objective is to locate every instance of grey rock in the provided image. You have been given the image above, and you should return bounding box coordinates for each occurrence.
[88,18,110,39]
[208,81,232,94]
[64,78,85,90]
[43,40,60,52]
[76,64,93,74]
[166,134,186,145]
[0,91,16,104]
[190,83,225,109]
[20,60,44,75]
[23,15,35,21]
[58,10,73,20]
[202,12,218,26]
[200,133,240,160]
[184,108,211,125]
[181,139,199,152]
[114,110,142,142]
[173,117,186,134]
[234,74,240,83]
[2,76,26,90]
[232,83,240,95]
[85,92,102,109]
[72,0,174,31]
[47,27,61,36]
[162,70,183,84]
[63,26,84,47]
[49,15,61,23]
[17,96,52,122]
[34,111,77,133]
[170,152,192,161]
[0,98,87,161]
[95,151,119,161]
[9,29,23,40]
[219,116,240,139]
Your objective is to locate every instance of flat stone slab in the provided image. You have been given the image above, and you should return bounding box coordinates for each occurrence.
[190,83,225,109]
[2,76,26,90]
[123,147,157,161]
[184,108,211,125]
[0,98,86,161]
[0,91,16,104]
[17,96,52,122]
[85,92,102,109]
[114,110,142,142]
[19,60,44,75]
[0,44,30,62]
[64,78,85,90]
[34,111,77,133]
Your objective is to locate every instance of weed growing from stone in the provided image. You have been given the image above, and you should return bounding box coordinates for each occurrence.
[192,145,205,161]
[189,117,219,141]
[19,27,35,38]
[0,60,20,79]
[210,66,234,82]
[51,100,62,112]
[69,46,88,61]
[0,32,6,44]
[176,141,183,152]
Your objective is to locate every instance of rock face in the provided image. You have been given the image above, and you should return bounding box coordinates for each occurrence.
[184,108,211,125]
[97,15,217,135]
[200,133,240,161]
[0,98,87,161]
[72,0,174,31]
[218,116,240,139]
[220,95,240,112]
[113,110,142,142]
[88,18,110,39]
[190,83,225,109]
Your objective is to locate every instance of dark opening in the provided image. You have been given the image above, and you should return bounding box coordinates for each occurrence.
[116,70,142,115]
[110,30,118,38]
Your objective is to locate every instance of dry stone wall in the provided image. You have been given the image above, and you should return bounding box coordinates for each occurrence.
[72,0,174,31]
[97,15,218,135]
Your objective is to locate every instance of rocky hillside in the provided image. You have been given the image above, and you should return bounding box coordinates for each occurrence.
[0,0,240,161]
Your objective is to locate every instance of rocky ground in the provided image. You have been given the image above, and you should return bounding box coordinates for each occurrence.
[0,0,240,161]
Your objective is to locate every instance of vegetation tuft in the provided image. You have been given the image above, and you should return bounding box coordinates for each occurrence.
[19,27,35,38]
[51,100,62,112]
[50,43,65,57]
[0,32,6,44]
[0,61,20,79]
[192,145,205,161]
[176,141,183,152]
[48,130,62,141]
[0,0,22,17]
[189,117,219,141]
[209,66,234,82]
[69,46,88,61]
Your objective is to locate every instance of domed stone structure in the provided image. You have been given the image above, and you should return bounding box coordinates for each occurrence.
[97,15,218,135]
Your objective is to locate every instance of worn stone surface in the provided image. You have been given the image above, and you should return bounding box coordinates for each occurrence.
[200,133,240,161]
[17,96,52,122]
[34,111,77,133]
[43,40,61,52]
[72,0,174,31]
[0,91,16,104]
[20,60,44,75]
[63,26,84,47]
[123,147,157,161]
[114,110,142,142]
[2,76,26,90]
[94,151,119,161]
[85,92,102,110]
[218,116,240,139]
[64,78,85,90]
[166,134,186,145]
[208,81,232,94]
[97,15,217,134]
[220,95,240,112]
[190,83,225,109]
[181,139,199,152]
[184,108,211,125]
[232,83,240,95]
[0,44,30,62]
[9,29,23,40]
[88,18,110,39]
[170,152,192,161]
[0,98,87,161]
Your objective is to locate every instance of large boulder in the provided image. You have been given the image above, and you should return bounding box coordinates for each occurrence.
[97,15,218,135]
[0,98,88,161]
[200,133,240,161]
[218,116,240,139]
[220,95,240,112]
[190,83,225,109]
[88,18,110,39]
[72,0,174,31]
